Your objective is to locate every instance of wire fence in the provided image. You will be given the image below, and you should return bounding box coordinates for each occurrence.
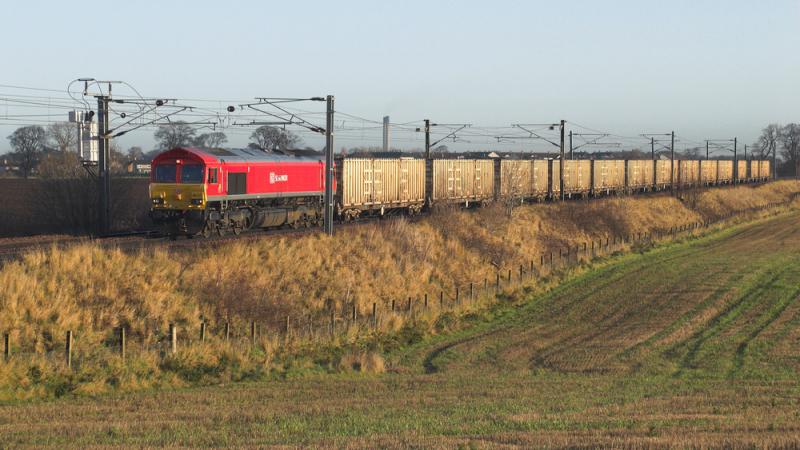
[1,197,796,370]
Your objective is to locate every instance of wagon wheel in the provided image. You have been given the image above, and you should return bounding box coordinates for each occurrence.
[217,226,226,237]
[232,225,242,236]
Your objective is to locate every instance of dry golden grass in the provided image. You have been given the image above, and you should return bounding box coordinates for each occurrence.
[0,181,797,398]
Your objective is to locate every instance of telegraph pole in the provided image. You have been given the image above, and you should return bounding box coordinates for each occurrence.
[706,140,709,160]
[96,94,111,235]
[424,119,431,159]
[651,137,655,160]
[744,144,748,179]
[670,131,675,193]
[568,130,573,160]
[560,120,566,201]
[324,95,335,235]
[733,137,738,184]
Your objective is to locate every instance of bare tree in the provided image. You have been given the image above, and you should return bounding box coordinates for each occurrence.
[501,160,528,218]
[193,131,228,148]
[754,124,780,160]
[249,126,302,151]
[7,125,46,178]
[47,122,77,153]
[153,121,196,150]
[778,123,800,178]
[126,146,145,160]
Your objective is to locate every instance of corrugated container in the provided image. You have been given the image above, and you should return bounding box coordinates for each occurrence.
[593,160,625,191]
[626,160,653,189]
[532,160,549,196]
[717,161,734,182]
[679,160,700,185]
[700,160,718,184]
[432,159,494,202]
[655,160,677,188]
[500,160,532,197]
[762,160,771,179]
[550,160,560,195]
[736,160,748,181]
[562,160,591,193]
[338,158,425,209]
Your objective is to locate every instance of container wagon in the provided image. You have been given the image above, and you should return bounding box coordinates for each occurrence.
[679,160,700,187]
[736,160,748,183]
[626,160,653,192]
[592,160,625,195]
[717,161,734,184]
[655,160,677,190]
[700,160,718,185]
[432,159,494,205]
[531,160,550,199]
[499,160,532,198]
[562,160,592,196]
[336,158,425,220]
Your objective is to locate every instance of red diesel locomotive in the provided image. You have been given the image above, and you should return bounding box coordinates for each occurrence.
[149,147,328,236]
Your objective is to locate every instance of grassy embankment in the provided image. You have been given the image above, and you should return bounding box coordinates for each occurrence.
[0,181,798,400]
[1,197,800,447]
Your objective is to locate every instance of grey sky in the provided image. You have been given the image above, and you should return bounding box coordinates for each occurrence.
[0,0,797,155]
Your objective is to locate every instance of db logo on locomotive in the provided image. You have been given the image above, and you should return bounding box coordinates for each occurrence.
[269,172,288,184]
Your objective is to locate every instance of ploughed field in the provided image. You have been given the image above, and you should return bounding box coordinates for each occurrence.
[2,211,800,448]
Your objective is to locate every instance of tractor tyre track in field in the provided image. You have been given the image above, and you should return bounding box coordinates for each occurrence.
[419,210,800,378]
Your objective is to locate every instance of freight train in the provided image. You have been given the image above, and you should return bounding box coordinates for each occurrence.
[149,146,771,236]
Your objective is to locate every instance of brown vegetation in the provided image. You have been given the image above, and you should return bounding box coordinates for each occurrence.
[0,181,797,399]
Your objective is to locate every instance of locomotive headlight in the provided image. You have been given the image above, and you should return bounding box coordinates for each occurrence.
[152,198,163,205]
[190,199,203,206]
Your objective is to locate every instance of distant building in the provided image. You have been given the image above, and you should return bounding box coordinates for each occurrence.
[126,160,151,175]
[0,158,19,176]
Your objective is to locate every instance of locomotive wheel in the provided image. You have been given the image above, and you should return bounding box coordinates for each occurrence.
[217,226,226,237]
[233,225,242,236]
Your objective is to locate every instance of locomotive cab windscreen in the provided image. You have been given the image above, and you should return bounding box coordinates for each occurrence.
[150,154,207,210]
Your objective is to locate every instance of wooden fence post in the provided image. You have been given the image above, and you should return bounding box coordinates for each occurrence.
[470,282,474,302]
[285,315,291,339]
[391,299,396,312]
[519,265,523,279]
[440,291,444,308]
[372,302,377,329]
[329,310,335,338]
[169,324,177,354]
[351,303,357,322]
[224,322,230,342]
[3,332,9,360]
[200,321,206,342]
[496,273,500,290]
[250,321,257,345]
[119,327,126,360]
[424,293,428,308]
[455,287,460,304]
[65,330,73,369]
[508,269,512,283]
